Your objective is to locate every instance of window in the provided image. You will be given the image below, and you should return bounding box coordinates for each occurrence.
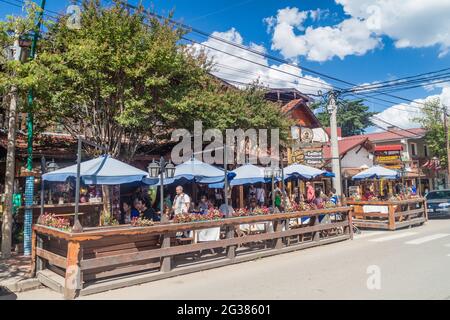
[410,142,417,157]
[424,145,429,157]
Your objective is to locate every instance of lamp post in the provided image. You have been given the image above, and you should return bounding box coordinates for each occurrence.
[265,166,282,212]
[148,157,175,273]
[148,157,176,222]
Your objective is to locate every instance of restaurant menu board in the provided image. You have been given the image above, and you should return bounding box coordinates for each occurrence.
[111,185,121,222]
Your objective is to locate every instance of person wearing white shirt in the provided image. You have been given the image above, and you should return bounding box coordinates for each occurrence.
[172,186,191,216]
[255,186,265,206]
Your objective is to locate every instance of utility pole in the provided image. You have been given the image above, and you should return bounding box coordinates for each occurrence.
[23,0,46,256]
[328,91,342,196]
[1,37,20,259]
[443,104,450,188]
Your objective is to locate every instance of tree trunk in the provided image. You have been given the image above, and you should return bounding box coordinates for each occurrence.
[1,88,18,259]
[101,185,111,226]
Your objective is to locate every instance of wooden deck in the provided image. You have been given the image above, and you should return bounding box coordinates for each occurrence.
[347,198,427,231]
[32,206,354,299]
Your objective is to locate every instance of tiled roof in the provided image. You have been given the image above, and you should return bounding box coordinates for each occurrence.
[323,136,371,159]
[356,128,426,142]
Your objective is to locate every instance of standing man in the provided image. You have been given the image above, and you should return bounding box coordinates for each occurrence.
[306,182,315,203]
[256,184,265,207]
[172,186,191,216]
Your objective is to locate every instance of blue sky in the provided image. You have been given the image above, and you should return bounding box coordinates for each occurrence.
[2,0,450,130]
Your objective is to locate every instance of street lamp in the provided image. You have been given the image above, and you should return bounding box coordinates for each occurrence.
[148,157,176,222]
[265,166,282,212]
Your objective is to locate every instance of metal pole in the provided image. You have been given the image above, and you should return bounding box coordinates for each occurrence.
[271,175,275,211]
[328,92,342,196]
[40,156,45,217]
[281,156,286,211]
[160,157,165,222]
[73,137,83,232]
[224,144,229,217]
[444,104,450,188]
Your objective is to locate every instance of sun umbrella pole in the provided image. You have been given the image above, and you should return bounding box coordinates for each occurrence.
[40,156,45,217]
[73,137,83,232]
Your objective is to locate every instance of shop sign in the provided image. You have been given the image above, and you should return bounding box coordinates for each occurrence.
[376,155,401,163]
[291,147,324,168]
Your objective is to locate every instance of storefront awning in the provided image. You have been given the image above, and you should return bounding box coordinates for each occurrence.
[374,145,403,152]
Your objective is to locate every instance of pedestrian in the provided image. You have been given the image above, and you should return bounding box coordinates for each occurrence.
[172,186,191,216]
[256,184,265,206]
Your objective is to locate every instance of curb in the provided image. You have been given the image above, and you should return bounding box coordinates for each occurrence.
[0,278,42,294]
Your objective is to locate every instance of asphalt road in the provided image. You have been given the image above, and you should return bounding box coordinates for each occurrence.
[5,219,450,300]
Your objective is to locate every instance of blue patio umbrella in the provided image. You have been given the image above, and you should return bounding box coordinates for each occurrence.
[208,163,272,188]
[42,155,149,185]
[352,165,399,181]
[284,163,335,180]
[143,158,236,186]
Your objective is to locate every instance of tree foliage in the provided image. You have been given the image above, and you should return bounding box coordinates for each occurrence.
[16,0,290,160]
[413,98,446,167]
[311,99,377,137]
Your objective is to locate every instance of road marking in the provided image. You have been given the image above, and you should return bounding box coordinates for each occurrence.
[354,231,385,239]
[369,232,418,242]
[405,233,450,245]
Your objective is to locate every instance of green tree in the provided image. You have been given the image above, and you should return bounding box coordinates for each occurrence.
[311,99,377,137]
[414,98,445,167]
[27,0,210,159]
[0,1,43,258]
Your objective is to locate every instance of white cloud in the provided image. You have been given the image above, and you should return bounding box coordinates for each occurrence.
[191,28,331,95]
[265,1,450,62]
[371,85,450,129]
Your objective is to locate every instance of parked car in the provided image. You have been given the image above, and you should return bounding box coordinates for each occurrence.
[425,189,450,218]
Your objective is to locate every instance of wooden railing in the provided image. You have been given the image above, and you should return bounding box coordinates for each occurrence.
[347,198,427,231]
[31,206,353,299]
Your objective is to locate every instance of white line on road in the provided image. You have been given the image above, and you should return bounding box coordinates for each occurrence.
[353,231,385,239]
[369,232,418,242]
[405,233,450,245]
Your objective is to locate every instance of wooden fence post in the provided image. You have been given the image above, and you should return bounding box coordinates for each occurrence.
[30,229,37,277]
[312,216,320,242]
[388,204,396,231]
[161,234,172,272]
[274,220,283,249]
[64,241,82,300]
[227,226,236,260]
[347,208,354,240]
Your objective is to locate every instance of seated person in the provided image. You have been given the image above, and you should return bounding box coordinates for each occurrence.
[198,195,212,214]
[131,198,141,219]
[137,197,160,222]
[247,198,259,212]
[313,188,325,209]
[219,200,234,216]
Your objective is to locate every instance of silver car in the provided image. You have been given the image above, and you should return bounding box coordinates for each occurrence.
[426,190,450,218]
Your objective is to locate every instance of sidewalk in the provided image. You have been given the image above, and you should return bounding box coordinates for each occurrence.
[0,252,41,295]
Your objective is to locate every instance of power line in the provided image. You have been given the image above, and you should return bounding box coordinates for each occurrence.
[347,67,450,93]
